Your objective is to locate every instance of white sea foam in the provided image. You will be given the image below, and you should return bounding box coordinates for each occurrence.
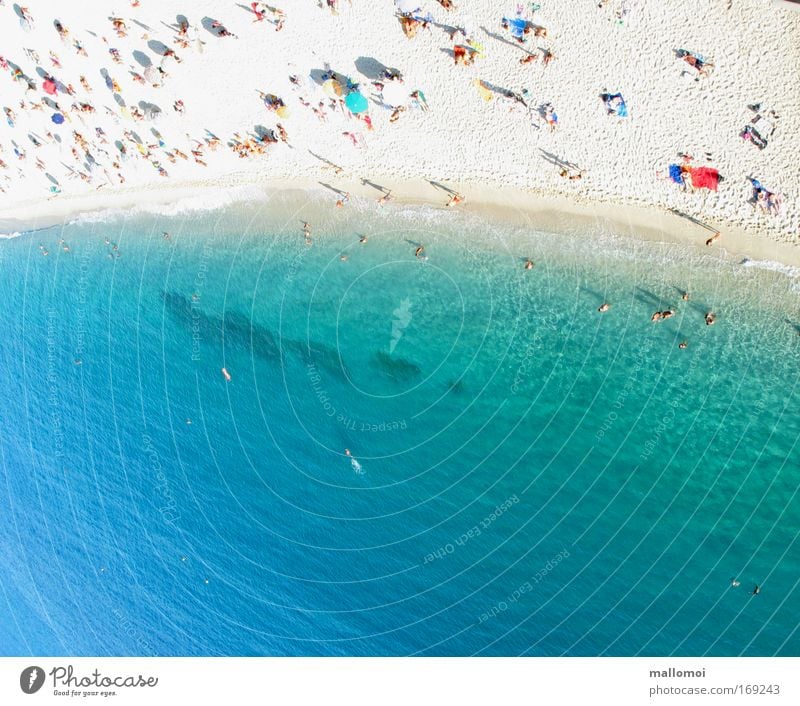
[740,257,800,279]
[68,185,266,225]
[0,232,23,239]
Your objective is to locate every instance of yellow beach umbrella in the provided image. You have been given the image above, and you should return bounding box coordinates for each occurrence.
[468,40,485,58]
[322,78,343,98]
[473,79,492,102]
[276,105,290,118]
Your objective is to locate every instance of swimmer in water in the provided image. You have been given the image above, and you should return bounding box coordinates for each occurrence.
[163,231,170,240]
[185,418,192,425]
[681,291,690,301]
[340,254,348,261]
[705,312,716,326]
[221,367,231,381]
[662,309,675,319]
[679,341,687,349]
[730,578,740,587]
[651,311,663,322]
[524,259,534,270]
[415,245,426,259]
[598,303,610,312]
[73,358,82,365]
[345,448,363,473]
[359,235,368,244]
[752,584,760,595]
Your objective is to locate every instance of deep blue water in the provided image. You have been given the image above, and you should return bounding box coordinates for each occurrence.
[1,193,799,656]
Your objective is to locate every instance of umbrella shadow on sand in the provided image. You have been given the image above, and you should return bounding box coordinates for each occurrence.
[132,50,153,67]
[147,39,170,56]
[354,56,400,81]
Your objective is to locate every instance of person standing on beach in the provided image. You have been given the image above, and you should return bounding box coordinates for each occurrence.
[446,193,464,207]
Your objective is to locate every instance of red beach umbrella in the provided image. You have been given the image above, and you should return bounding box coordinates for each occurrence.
[43,78,57,95]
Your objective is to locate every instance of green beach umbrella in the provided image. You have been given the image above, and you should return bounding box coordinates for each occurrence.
[345,91,368,114]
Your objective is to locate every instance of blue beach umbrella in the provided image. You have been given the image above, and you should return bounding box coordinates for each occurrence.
[51,112,65,124]
[345,91,368,114]
[504,16,527,40]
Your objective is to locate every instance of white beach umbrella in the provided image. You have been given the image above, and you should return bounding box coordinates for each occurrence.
[382,82,408,108]
[461,15,476,40]
[394,0,420,15]
[143,65,159,85]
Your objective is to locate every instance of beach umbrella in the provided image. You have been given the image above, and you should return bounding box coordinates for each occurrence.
[461,14,476,39]
[43,78,57,95]
[322,78,343,98]
[345,91,368,114]
[505,16,527,40]
[51,112,65,124]
[381,82,408,107]
[161,54,178,72]
[473,79,493,102]
[143,65,159,84]
[276,105,290,118]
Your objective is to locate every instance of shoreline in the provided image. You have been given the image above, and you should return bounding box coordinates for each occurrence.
[3,175,800,269]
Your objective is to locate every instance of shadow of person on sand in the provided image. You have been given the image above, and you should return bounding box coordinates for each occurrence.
[319,181,348,197]
[539,149,579,171]
[428,180,458,196]
[308,151,344,173]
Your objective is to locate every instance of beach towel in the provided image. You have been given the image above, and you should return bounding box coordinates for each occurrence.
[689,167,720,191]
[668,164,683,184]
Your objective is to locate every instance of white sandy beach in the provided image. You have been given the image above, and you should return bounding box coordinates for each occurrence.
[0,0,799,261]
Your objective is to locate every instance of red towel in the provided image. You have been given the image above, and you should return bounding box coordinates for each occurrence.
[689,166,720,191]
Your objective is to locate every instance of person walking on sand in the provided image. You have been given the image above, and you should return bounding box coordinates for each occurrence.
[335,192,350,208]
[705,231,720,246]
[446,192,464,207]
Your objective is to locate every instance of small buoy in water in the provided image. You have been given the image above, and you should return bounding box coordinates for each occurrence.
[221,367,231,381]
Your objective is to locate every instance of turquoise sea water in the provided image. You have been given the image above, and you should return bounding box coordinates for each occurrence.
[0,192,798,656]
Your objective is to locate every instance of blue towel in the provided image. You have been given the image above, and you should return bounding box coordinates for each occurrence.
[668,165,683,184]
